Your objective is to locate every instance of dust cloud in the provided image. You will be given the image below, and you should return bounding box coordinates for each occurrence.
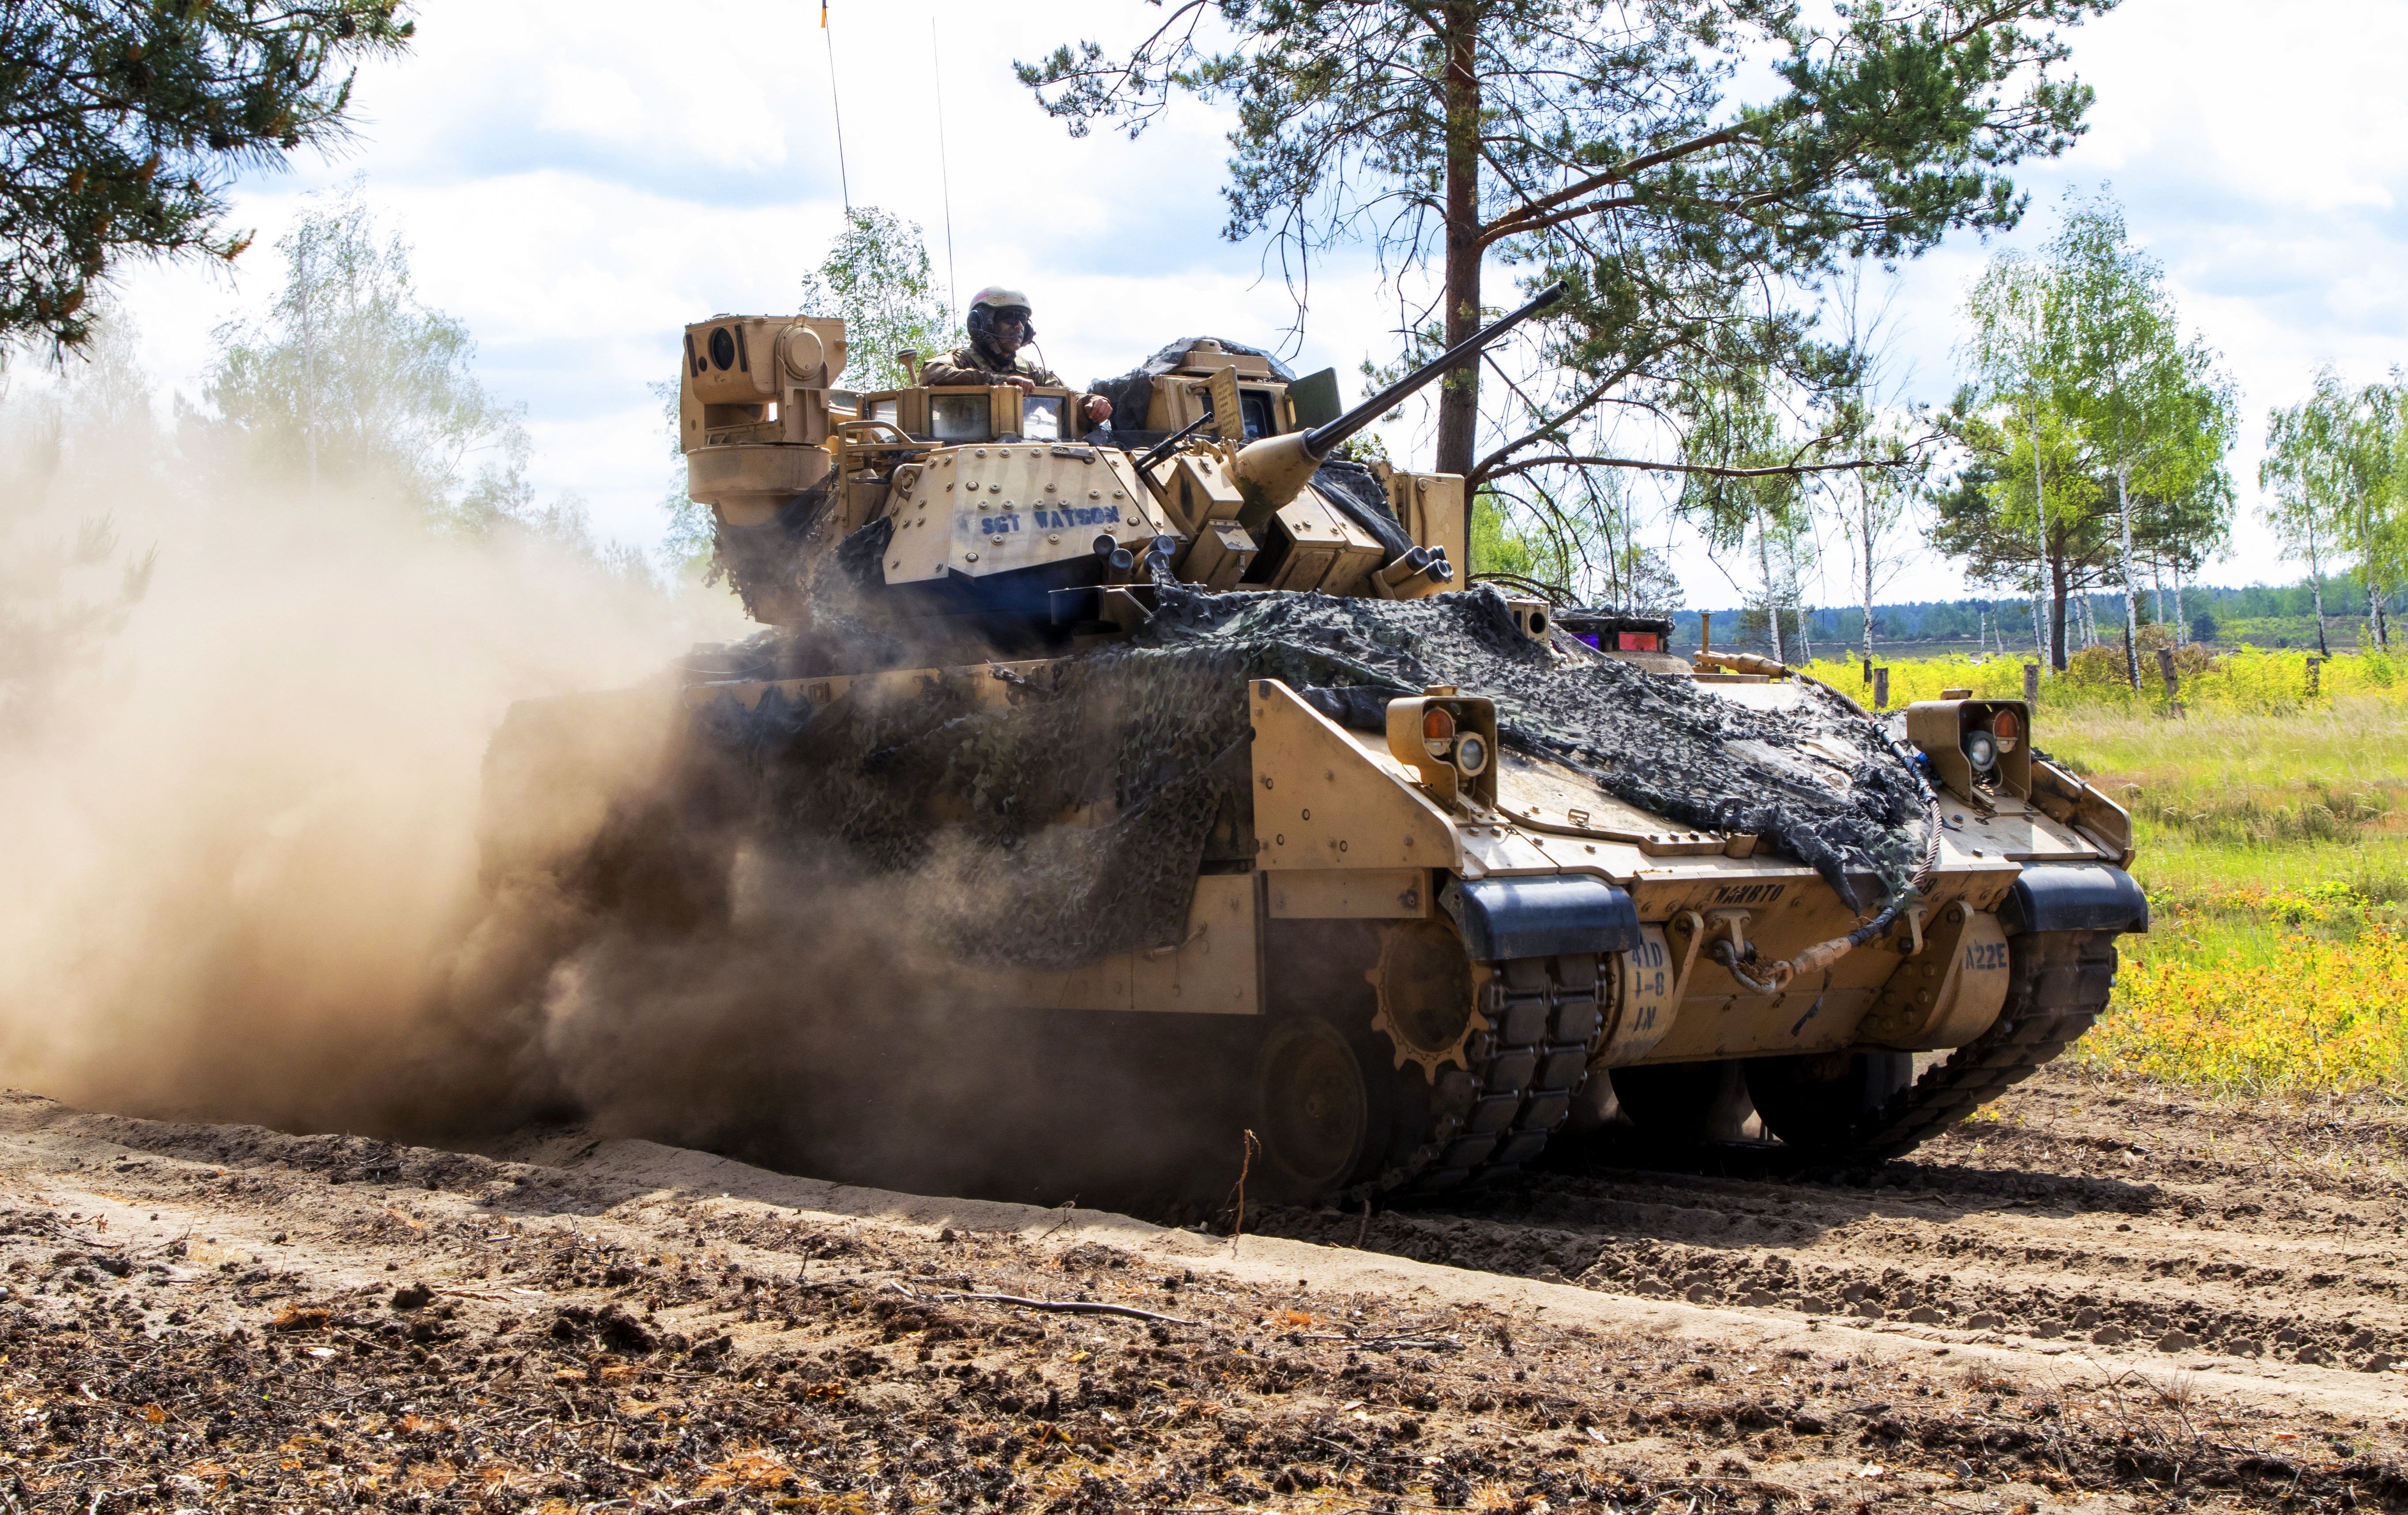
[0,376,1245,1209]
[0,367,763,1141]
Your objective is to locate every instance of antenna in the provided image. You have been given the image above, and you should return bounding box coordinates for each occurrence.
[931,19,959,325]
[822,0,852,212]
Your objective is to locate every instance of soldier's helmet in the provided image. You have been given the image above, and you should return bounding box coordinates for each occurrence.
[968,286,1034,350]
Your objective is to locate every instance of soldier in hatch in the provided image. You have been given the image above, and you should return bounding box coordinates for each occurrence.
[921,287,1114,427]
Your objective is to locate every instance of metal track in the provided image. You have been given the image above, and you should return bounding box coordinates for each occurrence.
[1537,929,2120,1181]
[1833,928,2120,1163]
[1345,952,1608,1204]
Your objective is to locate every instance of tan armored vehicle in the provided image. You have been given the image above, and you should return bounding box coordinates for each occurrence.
[487,287,2147,1204]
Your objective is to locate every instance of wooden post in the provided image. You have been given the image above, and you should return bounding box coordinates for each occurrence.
[2023,662,2040,705]
[1699,610,1712,655]
[1873,667,1889,710]
[2306,655,2323,697]
[2155,646,2181,717]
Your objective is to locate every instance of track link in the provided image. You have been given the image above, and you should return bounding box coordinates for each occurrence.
[1346,952,1608,1203]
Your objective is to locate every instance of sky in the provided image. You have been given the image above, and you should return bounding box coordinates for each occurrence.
[93,0,2408,609]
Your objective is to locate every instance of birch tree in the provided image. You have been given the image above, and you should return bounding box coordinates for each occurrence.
[2264,371,2402,654]
[2014,195,2234,688]
[1962,251,2060,665]
[202,192,537,533]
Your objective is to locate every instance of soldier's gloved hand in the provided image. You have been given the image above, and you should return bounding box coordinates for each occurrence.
[1003,375,1036,394]
[1082,394,1113,423]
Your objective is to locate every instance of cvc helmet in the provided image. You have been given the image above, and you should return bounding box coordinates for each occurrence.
[967,285,1034,351]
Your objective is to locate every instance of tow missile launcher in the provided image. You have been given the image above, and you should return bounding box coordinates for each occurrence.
[481,284,2147,1206]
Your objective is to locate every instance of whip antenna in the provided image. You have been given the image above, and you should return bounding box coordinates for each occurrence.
[822,0,851,212]
[932,19,960,324]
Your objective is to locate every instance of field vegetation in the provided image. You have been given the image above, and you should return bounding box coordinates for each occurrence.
[1823,649,2408,1096]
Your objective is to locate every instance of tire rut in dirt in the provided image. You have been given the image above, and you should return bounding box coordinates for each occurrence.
[1252,1063,2408,1379]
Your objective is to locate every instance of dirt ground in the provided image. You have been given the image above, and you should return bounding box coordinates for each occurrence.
[2,1068,2404,1515]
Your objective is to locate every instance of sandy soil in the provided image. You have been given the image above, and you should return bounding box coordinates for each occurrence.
[1,1069,2403,1514]
[1265,1069,2408,1398]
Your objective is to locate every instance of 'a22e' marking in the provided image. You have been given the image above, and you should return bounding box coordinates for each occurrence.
[1964,940,2008,972]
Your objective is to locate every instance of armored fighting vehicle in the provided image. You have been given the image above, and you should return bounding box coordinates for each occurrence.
[484,287,2147,1205]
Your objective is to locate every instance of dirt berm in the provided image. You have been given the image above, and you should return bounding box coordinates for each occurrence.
[1,1068,2402,1513]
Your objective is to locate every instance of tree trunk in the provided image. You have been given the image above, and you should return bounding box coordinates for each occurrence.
[2049,554,2069,670]
[2113,436,2143,690]
[1434,0,1483,542]
[1860,485,1877,667]
[2151,559,2165,634]
[1755,512,1783,660]
[2030,403,2050,673]
[2173,560,2186,646]
[1859,474,1878,660]
[299,234,318,492]
[2308,523,2329,656]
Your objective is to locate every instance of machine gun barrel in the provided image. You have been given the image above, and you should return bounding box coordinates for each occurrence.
[1136,411,1216,471]
[1302,281,1568,462]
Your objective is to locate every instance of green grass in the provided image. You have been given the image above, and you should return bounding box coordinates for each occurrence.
[2042,698,2408,893]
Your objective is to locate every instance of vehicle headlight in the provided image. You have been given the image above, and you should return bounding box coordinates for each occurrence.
[1962,729,1998,773]
[1454,731,1490,777]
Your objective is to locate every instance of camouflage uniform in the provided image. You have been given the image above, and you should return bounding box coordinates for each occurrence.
[919,340,1071,390]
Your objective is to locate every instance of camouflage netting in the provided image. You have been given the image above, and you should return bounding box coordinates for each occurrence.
[1086,335,1295,435]
[690,583,1929,970]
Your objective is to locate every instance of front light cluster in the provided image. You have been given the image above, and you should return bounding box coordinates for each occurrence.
[1420,705,1489,778]
[1961,707,2021,778]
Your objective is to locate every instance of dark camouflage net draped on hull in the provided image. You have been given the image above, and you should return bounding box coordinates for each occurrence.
[694,584,1926,969]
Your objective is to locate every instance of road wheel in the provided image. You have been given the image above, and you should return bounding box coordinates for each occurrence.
[1745,1050,1915,1151]
[1253,1018,1373,1200]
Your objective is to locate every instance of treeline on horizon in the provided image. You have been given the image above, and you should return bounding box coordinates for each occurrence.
[1666,575,2406,653]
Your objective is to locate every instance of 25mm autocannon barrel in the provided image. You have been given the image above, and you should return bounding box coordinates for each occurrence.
[1309,281,1570,459]
[1231,282,1569,521]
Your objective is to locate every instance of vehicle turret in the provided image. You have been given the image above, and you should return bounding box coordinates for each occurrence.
[677,298,1562,628]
